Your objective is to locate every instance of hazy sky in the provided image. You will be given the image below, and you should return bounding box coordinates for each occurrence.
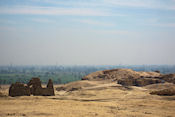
[0,0,175,65]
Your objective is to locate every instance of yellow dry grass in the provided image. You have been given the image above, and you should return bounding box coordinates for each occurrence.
[0,81,175,117]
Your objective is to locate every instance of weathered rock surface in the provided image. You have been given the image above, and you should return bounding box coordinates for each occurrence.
[28,78,42,95]
[33,87,55,96]
[150,88,175,96]
[46,79,55,96]
[27,78,55,96]
[118,77,162,86]
[160,74,175,84]
[9,82,30,97]
[145,83,175,90]
[82,69,162,86]
[82,69,161,81]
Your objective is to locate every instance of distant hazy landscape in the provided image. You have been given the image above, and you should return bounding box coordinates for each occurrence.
[0,65,175,84]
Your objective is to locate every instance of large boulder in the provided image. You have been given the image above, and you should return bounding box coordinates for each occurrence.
[9,82,30,97]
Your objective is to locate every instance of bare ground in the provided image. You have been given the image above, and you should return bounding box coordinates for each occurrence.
[0,81,175,117]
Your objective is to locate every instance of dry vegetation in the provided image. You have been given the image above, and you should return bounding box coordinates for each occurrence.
[1,80,175,117]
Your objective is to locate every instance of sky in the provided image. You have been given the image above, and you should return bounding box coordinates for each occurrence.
[0,0,175,65]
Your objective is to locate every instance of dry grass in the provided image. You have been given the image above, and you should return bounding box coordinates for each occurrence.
[0,81,175,117]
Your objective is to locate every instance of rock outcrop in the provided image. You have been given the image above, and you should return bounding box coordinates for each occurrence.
[82,69,161,81]
[160,74,175,84]
[118,77,162,86]
[9,82,30,97]
[150,88,175,96]
[82,69,162,86]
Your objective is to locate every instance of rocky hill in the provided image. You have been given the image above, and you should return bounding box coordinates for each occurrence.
[82,69,161,80]
[82,68,175,86]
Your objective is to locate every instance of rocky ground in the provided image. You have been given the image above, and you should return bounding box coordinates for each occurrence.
[0,69,175,117]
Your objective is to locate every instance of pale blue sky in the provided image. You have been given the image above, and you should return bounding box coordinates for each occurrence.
[0,0,175,65]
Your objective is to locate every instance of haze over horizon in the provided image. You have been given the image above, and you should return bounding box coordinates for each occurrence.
[0,0,175,65]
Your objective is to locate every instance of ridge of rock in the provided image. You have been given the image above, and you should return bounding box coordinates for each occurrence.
[82,68,161,81]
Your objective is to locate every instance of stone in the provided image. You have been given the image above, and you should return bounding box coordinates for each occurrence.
[160,74,175,84]
[41,88,55,96]
[27,78,42,95]
[47,79,54,89]
[117,77,135,86]
[82,68,161,81]
[150,88,175,96]
[27,78,55,96]
[118,78,162,86]
[134,78,162,86]
[9,82,30,97]
[9,78,55,97]
[46,79,55,96]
